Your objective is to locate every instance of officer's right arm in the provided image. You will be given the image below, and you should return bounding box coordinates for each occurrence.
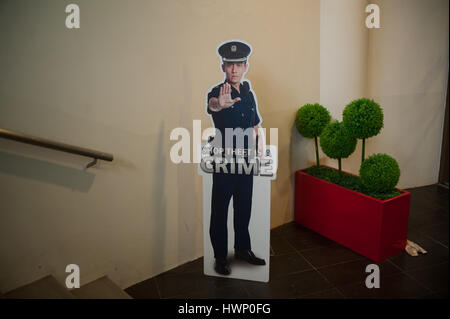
[208,83,241,112]
[208,97,222,112]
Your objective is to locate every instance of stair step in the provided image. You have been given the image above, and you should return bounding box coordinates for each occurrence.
[70,276,132,299]
[3,275,75,299]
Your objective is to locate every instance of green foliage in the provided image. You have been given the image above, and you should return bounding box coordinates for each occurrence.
[319,121,357,159]
[359,153,400,193]
[343,98,384,139]
[295,103,331,138]
[305,165,401,200]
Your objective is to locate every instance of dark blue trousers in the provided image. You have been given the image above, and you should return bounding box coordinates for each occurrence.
[210,164,254,259]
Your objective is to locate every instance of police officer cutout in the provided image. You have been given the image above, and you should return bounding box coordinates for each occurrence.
[206,41,266,275]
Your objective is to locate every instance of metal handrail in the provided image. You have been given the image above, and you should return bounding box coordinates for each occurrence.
[0,128,113,168]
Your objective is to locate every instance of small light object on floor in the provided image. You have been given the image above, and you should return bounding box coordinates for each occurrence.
[405,239,427,256]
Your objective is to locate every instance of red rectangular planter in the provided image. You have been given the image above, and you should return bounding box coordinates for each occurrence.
[294,165,410,262]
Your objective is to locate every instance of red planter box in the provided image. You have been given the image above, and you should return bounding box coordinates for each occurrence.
[294,166,410,262]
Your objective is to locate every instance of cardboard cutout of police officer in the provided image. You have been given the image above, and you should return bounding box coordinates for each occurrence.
[206,40,266,275]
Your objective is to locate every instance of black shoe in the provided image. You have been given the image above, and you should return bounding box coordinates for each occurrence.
[235,250,266,265]
[214,257,231,275]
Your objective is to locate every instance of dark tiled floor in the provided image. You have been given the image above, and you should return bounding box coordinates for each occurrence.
[125,184,449,299]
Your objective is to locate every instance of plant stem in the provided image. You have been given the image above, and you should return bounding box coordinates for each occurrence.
[362,138,365,163]
[315,136,319,167]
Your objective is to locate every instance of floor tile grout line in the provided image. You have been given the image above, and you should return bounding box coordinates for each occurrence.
[436,183,449,190]
[290,245,335,287]
[271,235,335,255]
[388,252,450,278]
[328,272,432,299]
[271,251,302,258]
[385,257,449,296]
[421,234,449,249]
[381,261,446,296]
[288,247,348,299]
[290,243,420,299]
[296,287,347,299]
[408,216,449,226]
[241,285,252,298]
[238,285,253,299]
[331,285,348,299]
[268,233,336,256]
[153,277,163,299]
[398,268,436,296]
[282,238,339,253]
[270,266,322,280]
[385,258,406,273]
[284,236,304,252]
[296,245,367,270]
[294,247,352,298]
[283,237,312,251]
[287,233,373,272]
[318,257,421,297]
[299,252,365,299]
[398,260,450,274]
[382,258,429,295]
[292,244,336,254]
[314,257,369,271]
[410,219,450,232]
[162,272,252,299]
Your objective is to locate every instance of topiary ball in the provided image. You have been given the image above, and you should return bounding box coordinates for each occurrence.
[295,103,331,138]
[360,153,400,193]
[319,121,357,159]
[342,98,384,139]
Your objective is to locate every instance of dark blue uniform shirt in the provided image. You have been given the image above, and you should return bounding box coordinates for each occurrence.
[207,81,261,152]
[207,81,260,130]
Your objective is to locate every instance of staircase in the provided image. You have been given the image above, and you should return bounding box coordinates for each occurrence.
[1,275,132,299]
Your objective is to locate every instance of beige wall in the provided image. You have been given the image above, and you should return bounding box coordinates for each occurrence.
[318,0,449,189]
[318,0,369,174]
[368,0,449,188]
[0,0,320,292]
